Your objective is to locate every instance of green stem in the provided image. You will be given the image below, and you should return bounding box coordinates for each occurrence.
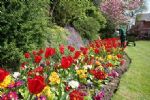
[29,94,33,100]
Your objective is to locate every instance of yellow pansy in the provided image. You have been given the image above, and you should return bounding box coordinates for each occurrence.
[76,69,87,79]
[37,86,54,100]
[107,55,112,60]
[0,75,12,88]
[49,72,60,84]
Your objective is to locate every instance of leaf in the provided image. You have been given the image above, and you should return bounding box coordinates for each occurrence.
[84,95,93,100]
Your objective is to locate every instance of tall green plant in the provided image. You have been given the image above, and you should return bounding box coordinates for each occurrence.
[0,0,50,68]
[52,0,92,26]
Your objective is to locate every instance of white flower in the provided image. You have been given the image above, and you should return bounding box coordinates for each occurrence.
[75,66,79,70]
[13,72,21,79]
[68,80,79,89]
[83,65,92,69]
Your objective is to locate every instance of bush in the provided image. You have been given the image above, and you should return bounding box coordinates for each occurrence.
[73,17,100,40]
[0,0,50,69]
[86,8,106,30]
[51,0,92,26]
[100,17,116,39]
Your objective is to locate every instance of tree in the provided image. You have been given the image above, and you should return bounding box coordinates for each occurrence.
[100,0,143,25]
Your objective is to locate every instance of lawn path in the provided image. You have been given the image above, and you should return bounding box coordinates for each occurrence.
[112,41,150,100]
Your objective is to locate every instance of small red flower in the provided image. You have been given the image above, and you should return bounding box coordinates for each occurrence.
[34,55,42,63]
[65,85,70,91]
[38,49,44,55]
[21,62,28,70]
[120,59,125,65]
[74,51,81,59]
[117,54,123,58]
[96,43,100,48]
[24,52,30,58]
[46,60,50,66]
[32,51,37,55]
[80,47,88,55]
[106,62,113,67]
[94,48,100,54]
[94,71,106,80]
[89,69,96,75]
[69,90,86,100]
[33,66,43,74]
[27,76,46,94]
[59,44,65,54]
[0,68,9,82]
[45,47,56,58]
[90,70,106,80]
[68,45,75,52]
[61,56,73,69]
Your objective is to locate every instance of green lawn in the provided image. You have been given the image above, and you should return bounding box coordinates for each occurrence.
[112,41,150,100]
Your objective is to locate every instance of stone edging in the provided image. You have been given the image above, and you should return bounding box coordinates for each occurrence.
[102,53,131,100]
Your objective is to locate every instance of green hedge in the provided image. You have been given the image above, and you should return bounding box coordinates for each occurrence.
[0,0,50,69]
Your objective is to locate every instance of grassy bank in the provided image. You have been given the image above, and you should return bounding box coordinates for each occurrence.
[112,41,150,100]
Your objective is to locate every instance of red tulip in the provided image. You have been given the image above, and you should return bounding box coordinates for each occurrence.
[27,76,46,94]
[106,62,113,67]
[33,66,43,74]
[61,56,73,69]
[46,60,50,66]
[117,54,123,58]
[94,71,106,80]
[80,47,88,55]
[94,48,100,54]
[69,90,86,100]
[38,49,44,55]
[59,44,64,54]
[45,47,55,58]
[32,51,37,55]
[74,51,81,59]
[34,55,42,63]
[24,52,30,58]
[0,68,9,82]
[68,45,75,52]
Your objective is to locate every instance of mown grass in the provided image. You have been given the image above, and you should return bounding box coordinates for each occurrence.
[112,41,150,100]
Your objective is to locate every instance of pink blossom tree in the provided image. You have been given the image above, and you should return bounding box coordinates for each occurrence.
[100,0,143,25]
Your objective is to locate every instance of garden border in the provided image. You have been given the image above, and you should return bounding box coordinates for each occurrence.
[102,52,131,100]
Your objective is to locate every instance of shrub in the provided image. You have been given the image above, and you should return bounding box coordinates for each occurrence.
[51,0,92,26]
[0,0,50,69]
[73,17,100,40]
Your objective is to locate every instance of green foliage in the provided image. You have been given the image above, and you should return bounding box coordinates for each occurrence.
[52,0,92,26]
[86,7,106,29]
[100,17,116,39]
[73,17,100,40]
[0,0,50,68]
[46,26,70,60]
[51,0,106,40]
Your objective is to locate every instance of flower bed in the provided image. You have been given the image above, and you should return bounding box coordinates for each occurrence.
[0,38,128,100]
